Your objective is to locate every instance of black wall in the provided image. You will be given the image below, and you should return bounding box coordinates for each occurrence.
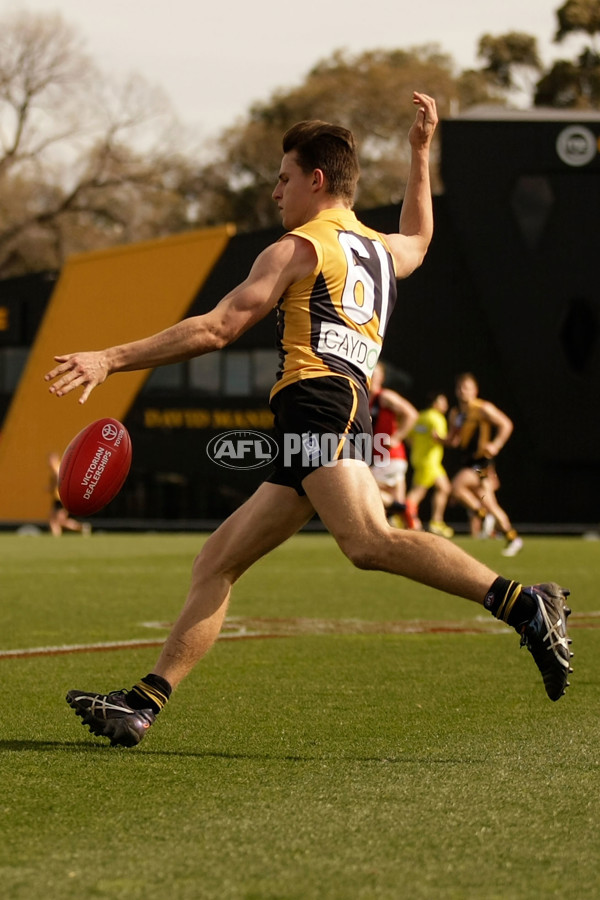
[438,115,600,524]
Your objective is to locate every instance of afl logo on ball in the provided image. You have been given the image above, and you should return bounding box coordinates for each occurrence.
[102,423,119,442]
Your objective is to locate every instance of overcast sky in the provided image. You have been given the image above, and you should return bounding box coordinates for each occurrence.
[1,0,579,139]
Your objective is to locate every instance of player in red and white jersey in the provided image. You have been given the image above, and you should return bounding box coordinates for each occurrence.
[369,363,417,527]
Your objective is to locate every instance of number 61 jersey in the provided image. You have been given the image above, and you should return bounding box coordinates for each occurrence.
[269,208,397,401]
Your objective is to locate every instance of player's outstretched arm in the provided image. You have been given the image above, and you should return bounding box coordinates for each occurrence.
[385,91,438,279]
[45,236,315,403]
[380,389,418,440]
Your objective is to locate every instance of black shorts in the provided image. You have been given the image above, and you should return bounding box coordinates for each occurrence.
[267,375,373,496]
[468,457,493,478]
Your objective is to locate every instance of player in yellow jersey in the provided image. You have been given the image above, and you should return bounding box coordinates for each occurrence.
[405,392,453,537]
[448,373,522,557]
[46,93,572,747]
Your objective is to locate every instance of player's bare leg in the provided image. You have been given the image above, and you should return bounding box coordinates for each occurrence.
[451,469,485,518]
[453,467,521,554]
[431,474,452,524]
[66,482,315,746]
[302,460,571,700]
[152,482,314,688]
[304,459,496,601]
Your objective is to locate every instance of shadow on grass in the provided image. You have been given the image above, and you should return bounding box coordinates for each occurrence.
[0,739,481,765]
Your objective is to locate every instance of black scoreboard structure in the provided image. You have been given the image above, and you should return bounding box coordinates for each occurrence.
[348,109,600,529]
[436,109,600,527]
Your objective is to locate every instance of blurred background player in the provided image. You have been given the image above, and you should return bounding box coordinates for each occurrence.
[48,451,91,537]
[447,373,522,556]
[369,362,418,527]
[406,391,453,537]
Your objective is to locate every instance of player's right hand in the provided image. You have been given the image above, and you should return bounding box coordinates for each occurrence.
[45,351,109,404]
[409,92,438,149]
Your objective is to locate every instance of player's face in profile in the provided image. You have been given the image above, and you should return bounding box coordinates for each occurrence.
[272,151,316,230]
[435,394,449,414]
[456,377,478,404]
[370,364,384,394]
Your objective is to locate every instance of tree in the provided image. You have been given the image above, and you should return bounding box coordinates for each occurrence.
[10,10,587,271]
[0,11,192,277]
[476,32,543,99]
[186,46,499,232]
[534,48,600,106]
[555,0,600,43]
[534,0,600,106]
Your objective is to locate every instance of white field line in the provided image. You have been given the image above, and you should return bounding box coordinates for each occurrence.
[2,612,597,660]
[0,638,167,659]
[0,624,274,659]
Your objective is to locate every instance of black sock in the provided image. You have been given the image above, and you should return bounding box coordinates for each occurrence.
[126,673,172,714]
[484,577,536,631]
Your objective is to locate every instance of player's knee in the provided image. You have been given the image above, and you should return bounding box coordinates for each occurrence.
[347,547,380,570]
[191,543,240,585]
[337,535,383,571]
[191,548,212,582]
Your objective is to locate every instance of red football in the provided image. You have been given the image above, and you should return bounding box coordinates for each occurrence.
[58,418,132,516]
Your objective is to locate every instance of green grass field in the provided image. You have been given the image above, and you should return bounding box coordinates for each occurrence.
[1,532,599,899]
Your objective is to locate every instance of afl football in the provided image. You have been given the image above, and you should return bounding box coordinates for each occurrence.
[58,418,132,516]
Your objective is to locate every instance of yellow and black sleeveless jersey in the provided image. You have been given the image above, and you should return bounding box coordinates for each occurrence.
[453,399,492,466]
[269,208,397,400]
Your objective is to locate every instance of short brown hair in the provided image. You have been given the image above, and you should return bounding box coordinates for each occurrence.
[282,120,360,204]
[455,372,478,389]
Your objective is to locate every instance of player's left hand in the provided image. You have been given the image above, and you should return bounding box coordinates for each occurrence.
[409,92,438,148]
[45,351,109,404]
[481,441,500,460]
